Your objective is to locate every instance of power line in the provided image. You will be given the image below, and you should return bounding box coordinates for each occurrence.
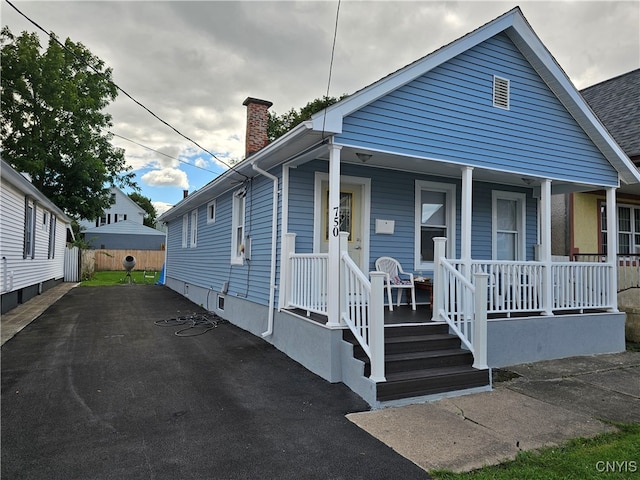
[321,0,341,136]
[4,0,249,180]
[110,132,221,174]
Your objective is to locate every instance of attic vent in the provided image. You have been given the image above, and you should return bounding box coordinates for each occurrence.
[493,76,510,110]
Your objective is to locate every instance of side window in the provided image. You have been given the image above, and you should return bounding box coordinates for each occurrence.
[182,214,189,248]
[24,198,36,259]
[415,181,456,269]
[492,191,526,260]
[207,200,216,224]
[48,216,57,259]
[190,210,198,248]
[231,189,246,265]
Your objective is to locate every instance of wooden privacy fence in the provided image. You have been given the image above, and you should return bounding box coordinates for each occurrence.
[92,249,165,271]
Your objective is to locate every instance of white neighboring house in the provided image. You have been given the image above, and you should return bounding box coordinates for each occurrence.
[77,186,145,230]
[1,158,73,314]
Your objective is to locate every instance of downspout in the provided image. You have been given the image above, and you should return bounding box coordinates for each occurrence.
[251,161,279,337]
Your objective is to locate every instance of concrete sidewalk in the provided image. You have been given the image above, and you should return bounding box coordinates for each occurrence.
[348,351,640,473]
[1,281,78,346]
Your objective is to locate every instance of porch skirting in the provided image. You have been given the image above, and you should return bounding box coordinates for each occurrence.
[487,312,626,368]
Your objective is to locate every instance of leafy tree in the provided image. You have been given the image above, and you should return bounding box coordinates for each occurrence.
[128,192,157,228]
[0,27,137,220]
[267,95,347,142]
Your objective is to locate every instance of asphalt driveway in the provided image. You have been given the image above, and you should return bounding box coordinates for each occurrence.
[1,285,428,480]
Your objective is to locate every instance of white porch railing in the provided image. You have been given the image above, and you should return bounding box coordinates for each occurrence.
[551,262,613,310]
[287,246,329,316]
[339,234,386,382]
[434,238,488,369]
[573,253,640,292]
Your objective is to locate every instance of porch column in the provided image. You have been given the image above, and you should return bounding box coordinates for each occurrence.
[461,166,474,280]
[327,144,342,327]
[606,187,618,311]
[540,179,553,315]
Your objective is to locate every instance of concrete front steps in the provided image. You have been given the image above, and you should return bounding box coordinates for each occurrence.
[343,323,490,402]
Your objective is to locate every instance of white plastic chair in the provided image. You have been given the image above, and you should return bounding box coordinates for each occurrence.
[375,257,416,311]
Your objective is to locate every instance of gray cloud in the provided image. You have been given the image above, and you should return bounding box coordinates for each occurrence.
[3,0,638,196]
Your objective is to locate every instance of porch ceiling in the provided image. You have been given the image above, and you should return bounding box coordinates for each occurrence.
[321,146,590,193]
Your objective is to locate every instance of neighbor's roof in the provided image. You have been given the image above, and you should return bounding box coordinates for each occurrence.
[581,69,640,160]
[1,157,72,224]
[83,220,165,236]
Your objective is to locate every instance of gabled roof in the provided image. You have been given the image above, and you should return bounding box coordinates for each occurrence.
[310,6,639,185]
[580,69,640,160]
[1,157,72,224]
[160,7,639,222]
[83,220,165,236]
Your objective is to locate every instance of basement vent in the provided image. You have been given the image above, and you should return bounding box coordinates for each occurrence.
[493,76,510,110]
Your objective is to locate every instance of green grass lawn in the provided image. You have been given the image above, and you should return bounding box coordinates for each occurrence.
[432,423,640,480]
[81,270,158,286]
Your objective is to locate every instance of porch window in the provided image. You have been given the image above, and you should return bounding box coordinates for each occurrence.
[182,214,189,248]
[324,191,353,241]
[190,210,198,248]
[492,191,526,260]
[602,204,640,254]
[231,189,246,265]
[415,181,456,269]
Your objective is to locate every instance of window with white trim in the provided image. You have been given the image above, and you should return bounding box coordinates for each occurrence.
[24,198,36,259]
[602,203,640,254]
[415,180,456,270]
[207,200,216,224]
[492,191,526,260]
[231,189,246,265]
[48,215,56,259]
[182,214,189,248]
[190,210,198,248]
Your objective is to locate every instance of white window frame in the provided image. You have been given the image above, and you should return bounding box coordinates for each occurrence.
[602,202,640,254]
[190,209,198,248]
[207,200,216,224]
[492,190,526,260]
[231,189,246,265]
[24,198,36,259]
[48,215,56,259]
[414,180,456,271]
[182,214,189,248]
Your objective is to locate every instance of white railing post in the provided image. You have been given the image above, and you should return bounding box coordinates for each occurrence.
[369,271,386,382]
[606,187,618,311]
[339,232,349,324]
[282,233,296,308]
[473,272,489,370]
[433,237,447,321]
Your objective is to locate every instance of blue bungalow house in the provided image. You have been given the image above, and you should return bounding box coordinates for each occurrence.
[158,8,640,407]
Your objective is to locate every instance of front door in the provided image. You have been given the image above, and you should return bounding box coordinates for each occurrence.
[315,175,369,271]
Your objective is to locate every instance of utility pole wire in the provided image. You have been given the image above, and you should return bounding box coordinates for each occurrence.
[4,0,248,180]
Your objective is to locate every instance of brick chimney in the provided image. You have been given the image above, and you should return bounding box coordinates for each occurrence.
[243,97,273,157]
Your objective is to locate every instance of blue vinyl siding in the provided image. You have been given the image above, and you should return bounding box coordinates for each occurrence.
[336,33,618,186]
[165,171,282,307]
[285,162,537,274]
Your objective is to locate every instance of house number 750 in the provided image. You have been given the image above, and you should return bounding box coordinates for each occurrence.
[332,206,340,237]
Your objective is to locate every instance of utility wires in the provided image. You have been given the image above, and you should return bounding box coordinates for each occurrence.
[4,0,248,180]
[321,0,341,136]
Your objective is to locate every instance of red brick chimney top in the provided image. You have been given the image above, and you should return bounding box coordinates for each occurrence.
[243,97,273,157]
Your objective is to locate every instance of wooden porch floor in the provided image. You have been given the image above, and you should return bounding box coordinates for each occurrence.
[285,303,435,326]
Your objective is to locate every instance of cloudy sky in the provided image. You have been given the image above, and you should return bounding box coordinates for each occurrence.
[3,0,639,215]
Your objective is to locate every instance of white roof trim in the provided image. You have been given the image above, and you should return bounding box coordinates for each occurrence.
[311,7,640,185]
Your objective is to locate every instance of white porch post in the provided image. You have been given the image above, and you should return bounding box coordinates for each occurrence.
[281,233,296,309]
[369,271,386,382]
[327,144,342,327]
[472,272,489,370]
[606,187,619,311]
[461,166,473,280]
[540,179,553,315]
[432,237,447,322]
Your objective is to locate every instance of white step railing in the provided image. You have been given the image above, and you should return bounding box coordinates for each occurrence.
[434,238,488,369]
